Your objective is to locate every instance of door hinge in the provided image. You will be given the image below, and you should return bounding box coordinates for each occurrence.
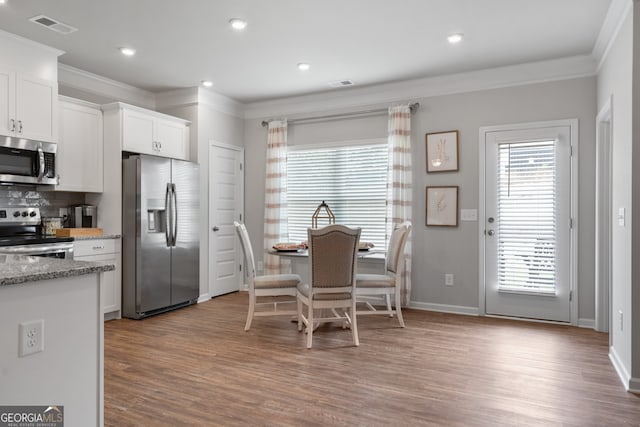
[239,213,242,221]
[569,290,573,301]
[239,162,243,170]
[239,264,242,272]
[570,145,573,156]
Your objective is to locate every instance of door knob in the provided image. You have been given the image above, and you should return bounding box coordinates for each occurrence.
[487,230,495,236]
[212,226,220,232]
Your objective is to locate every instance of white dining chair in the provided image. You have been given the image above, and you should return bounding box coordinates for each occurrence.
[356,221,411,327]
[297,224,361,349]
[234,221,302,331]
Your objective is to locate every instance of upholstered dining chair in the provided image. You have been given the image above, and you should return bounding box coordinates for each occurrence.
[234,221,302,331]
[356,221,411,327]
[297,224,361,349]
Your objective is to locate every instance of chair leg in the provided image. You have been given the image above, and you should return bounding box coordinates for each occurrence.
[385,294,393,317]
[306,303,314,349]
[395,286,405,328]
[351,301,359,347]
[297,294,303,332]
[244,291,256,331]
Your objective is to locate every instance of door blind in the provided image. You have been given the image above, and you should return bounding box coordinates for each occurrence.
[287,143,388,248]
[496,140,557,294]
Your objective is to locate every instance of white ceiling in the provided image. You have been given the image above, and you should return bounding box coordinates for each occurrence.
[0,0,612,103]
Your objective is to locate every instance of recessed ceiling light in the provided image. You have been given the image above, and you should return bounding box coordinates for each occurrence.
[201,80,213,88]
[447,33,464,44]
[229,18,247,30]
[0,1,7,5]
[119,47,136,57]
[297,63,310,71]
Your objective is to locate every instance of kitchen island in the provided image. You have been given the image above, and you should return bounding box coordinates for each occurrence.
[0,255,114,427]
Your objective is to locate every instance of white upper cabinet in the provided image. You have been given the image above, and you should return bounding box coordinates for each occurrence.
[56,96,103,192]
[0,69,57,143]
[116,103,189,160]
[0,70,15,137]
[0,30,61,143]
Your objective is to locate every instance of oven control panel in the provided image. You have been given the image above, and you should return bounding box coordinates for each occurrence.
[0,207,41,226]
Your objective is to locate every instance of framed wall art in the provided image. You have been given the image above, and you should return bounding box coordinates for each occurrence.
[426,186,458,227]
[426,130,459,172]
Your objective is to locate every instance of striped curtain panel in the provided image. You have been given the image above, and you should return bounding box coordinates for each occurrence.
[388,105,412,306]
[263,120,291,274]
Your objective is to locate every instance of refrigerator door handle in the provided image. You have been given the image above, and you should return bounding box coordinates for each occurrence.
[165,183,172,247]
[171,183,178,247]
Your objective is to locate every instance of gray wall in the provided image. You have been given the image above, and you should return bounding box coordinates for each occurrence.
[597,9,634,383]
[244,76,597,322]
[161,101,245,299]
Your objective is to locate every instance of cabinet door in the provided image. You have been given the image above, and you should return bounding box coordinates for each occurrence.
[155,118,188,160]
[15,74,57,142]
[0,69,15,137]
[122,108,154,154]
[57,100,103,192]
[76,252,121,316]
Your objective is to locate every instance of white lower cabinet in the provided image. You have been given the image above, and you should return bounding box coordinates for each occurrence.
[74,238,121,319]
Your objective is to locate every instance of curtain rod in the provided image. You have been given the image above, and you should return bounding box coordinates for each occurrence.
[261,102,420,127]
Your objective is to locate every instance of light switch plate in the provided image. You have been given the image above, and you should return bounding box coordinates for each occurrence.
[618,207,625,227]
[460,209,478,221]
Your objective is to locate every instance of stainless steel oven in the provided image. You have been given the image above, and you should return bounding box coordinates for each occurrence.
[0,241,73,259]
[0,206,73,259]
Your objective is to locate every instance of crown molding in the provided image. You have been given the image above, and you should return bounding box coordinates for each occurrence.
[155,87,244,118]
[0,28,64,56]
[198,87,245,118]
[244,55,597,119]
[593,0,632,71]
[57,63,156,109]
[155,87,199,110]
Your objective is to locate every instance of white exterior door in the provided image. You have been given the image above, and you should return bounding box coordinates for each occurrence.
[209,142,244,297]
[482,122,574,322]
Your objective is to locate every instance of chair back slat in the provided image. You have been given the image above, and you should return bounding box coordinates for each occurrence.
[234,221,256,279]
[308,225,361,292]
[386,222,411,274]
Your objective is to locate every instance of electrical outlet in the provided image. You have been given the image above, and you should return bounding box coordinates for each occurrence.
[19,319,44,357]
[257,261,264,272]
[445,273,454,286]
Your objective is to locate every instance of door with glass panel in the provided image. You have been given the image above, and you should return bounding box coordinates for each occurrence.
[484,124,572,322]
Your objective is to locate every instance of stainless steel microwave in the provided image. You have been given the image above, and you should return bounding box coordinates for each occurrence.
[0,136,57,185]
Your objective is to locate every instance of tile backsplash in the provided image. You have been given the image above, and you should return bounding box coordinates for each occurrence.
[0,186,85,218]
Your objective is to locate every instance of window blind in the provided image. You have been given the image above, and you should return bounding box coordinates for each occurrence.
[287,143,388,249]
[497,140,557,294]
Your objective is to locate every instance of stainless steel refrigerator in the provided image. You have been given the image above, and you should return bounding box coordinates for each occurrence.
[122,154,199,319]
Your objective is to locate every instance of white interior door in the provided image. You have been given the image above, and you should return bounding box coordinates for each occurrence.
[209,142,244,297]
[483,123,573,322]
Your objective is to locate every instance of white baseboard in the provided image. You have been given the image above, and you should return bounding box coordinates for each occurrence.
[578,318,596,329]
[409,301,479,316]
[197,294,211,303]
[609,345,632,391]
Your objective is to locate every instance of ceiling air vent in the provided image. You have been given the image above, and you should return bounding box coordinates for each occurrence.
[328,79,355,88]
[29,15,78,35]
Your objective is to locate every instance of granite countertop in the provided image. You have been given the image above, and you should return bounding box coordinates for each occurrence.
[72,234,121,241]
[0,255,115,286]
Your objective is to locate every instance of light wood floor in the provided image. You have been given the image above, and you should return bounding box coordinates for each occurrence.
[104,292,640,426]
